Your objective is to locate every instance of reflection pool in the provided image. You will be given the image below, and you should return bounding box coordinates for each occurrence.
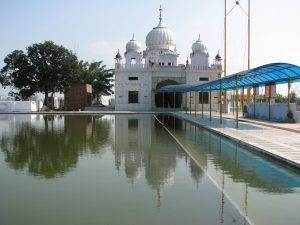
[0,114,299,225]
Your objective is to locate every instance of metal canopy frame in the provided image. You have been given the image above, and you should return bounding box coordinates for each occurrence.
[155,63,300,129]
[156,63,300,93]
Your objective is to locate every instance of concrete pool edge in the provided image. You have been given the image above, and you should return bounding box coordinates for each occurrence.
[172,112,300,171]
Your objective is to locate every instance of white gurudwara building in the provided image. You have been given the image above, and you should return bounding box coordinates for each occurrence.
[114,7,222,111]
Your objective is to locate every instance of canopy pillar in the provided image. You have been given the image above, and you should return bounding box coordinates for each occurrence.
[253,86,256,118]
[194,92,197,116]
[247,88,251,105]
[235,76,239,128]
[268,83,271,120]
[220,78,223,124]
[201,90,204,118]
[185,92,187,114]
[162,92,165,109]
[288,80,291,112]
[241,87,244,115]
[209,84,212,121]
[173,92,176,110]
[189,91,192,115]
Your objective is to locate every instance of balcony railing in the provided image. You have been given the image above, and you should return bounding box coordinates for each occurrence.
[115,63,219,71]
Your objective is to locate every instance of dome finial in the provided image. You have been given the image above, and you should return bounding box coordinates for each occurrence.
[159,5,163,22]
[197,34,201,41]
[131,33,135,40]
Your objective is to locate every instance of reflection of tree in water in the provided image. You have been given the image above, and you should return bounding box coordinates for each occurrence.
[0,115,111,178]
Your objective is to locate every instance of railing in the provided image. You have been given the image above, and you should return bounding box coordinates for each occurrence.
[189,65,217,71]
[115,63,219,71]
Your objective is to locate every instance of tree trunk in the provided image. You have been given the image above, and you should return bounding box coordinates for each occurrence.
[51,92,54,110]
[44,91,49,108]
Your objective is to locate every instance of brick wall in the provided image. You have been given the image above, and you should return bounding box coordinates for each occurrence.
[64,84,92,110]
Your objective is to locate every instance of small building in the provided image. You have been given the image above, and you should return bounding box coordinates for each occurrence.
[64,84,92,111]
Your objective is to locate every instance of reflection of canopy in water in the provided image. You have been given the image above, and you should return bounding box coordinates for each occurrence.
[209,135,300,193]
[163,115,300,193]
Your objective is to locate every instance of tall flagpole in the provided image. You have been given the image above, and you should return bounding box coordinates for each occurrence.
[248,0,250,70]
[224,0,227,77]
[224,0,227,106]
[247,0,251,105]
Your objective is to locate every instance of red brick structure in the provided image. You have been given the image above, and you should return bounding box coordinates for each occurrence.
[64,84,92,110]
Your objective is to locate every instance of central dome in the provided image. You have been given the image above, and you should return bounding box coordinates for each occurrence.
[145,7,176,50]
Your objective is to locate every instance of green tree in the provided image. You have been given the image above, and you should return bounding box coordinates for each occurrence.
[275,93,287,103]
[290,91,297,103]
[74,60,114,100]
[0,41,78,106]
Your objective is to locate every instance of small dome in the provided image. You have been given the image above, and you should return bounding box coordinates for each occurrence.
[126,34,142,53]
[192,35,208,54]
[145,7,176,50]
[115,49,122,59]
[215,51,222,61]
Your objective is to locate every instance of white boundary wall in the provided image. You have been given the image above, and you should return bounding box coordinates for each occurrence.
[248,103,299,122]
[0,101,38,112]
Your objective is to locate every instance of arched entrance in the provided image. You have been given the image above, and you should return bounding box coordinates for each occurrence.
[155,80,182,108]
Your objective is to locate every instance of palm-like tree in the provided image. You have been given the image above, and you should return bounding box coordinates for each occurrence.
[75,60,114,100]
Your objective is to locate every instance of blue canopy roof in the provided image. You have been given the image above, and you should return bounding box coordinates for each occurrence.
[156,63,300,93]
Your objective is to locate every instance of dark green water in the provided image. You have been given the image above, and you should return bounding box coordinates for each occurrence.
[0,114,299,225]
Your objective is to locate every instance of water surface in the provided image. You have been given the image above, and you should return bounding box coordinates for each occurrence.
[158,114,300,225]
[0,114,247,225]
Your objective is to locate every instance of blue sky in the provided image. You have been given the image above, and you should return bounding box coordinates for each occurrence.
[1,0,300,96]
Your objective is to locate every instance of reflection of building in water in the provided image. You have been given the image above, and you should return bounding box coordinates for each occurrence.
[114,115,185,207]
[114,115,152,179]
[189,159,203,186]
[65,115,93,139]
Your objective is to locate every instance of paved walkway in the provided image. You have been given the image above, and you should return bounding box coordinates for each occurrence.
[174,111,300,169]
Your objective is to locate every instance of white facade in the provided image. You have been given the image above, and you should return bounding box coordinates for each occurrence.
[114,7,222,111]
